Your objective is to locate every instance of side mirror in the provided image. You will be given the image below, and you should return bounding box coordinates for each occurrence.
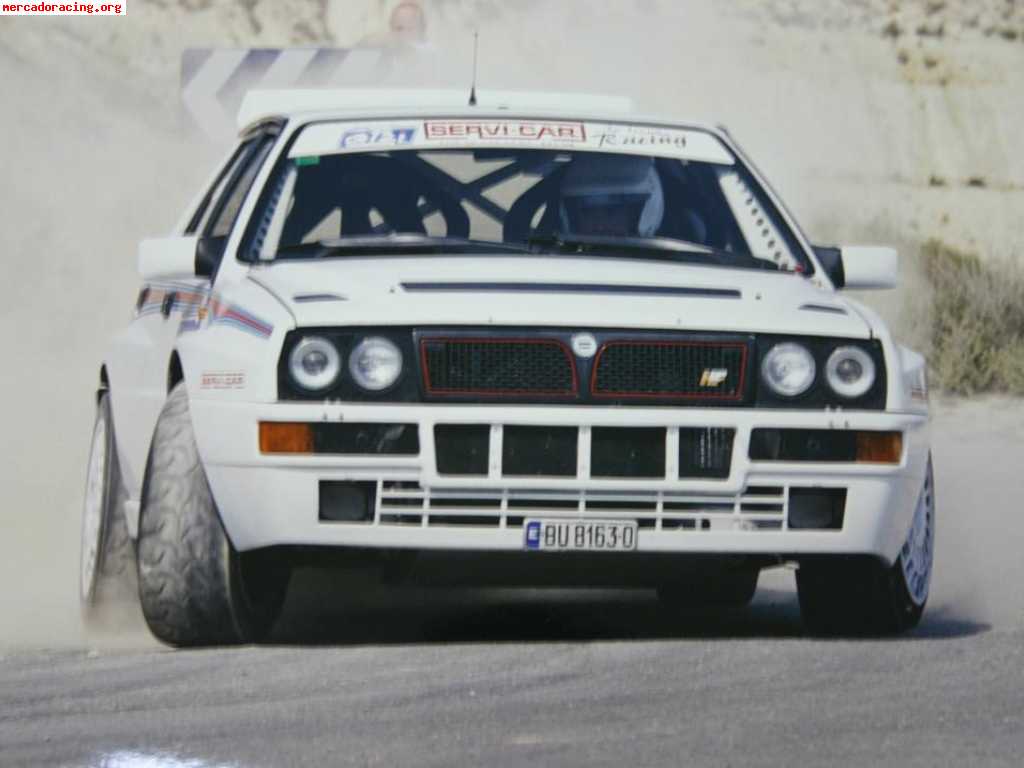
[137,236,199,280]
[195,236,227,278]
[813,245,898,290]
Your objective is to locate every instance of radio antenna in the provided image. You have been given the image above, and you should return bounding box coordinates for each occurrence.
[468,31,479,106]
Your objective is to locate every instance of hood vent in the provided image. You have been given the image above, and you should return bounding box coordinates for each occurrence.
[799,303,848,316]
[294,292,347,303]
[401,282,741,299]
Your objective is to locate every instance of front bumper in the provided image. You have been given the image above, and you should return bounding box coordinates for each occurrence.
[190,400,930,565]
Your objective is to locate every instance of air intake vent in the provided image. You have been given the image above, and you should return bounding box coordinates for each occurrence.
[421,337,577,397]
[592,341,749,402]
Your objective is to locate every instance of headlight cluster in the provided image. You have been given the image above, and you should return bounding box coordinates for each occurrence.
[761,342,877,400]
[287,335,403,393]
[288,337,341,392]
[825,346,876,398]
[348,337,403,391]
[760,343,816,398]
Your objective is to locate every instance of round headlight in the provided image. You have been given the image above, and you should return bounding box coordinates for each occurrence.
[826,346,876,398]
[761,342,816,398]
[348,337,403,391]
[288,336,341,392]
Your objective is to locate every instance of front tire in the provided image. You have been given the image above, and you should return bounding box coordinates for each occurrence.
[797,457,935,636]
[137,383,289,647]
[80,392,137,619]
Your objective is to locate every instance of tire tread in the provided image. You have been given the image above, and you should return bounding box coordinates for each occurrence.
[137,384,254,646]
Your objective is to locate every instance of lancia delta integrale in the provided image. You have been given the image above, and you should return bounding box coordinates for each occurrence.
[80,91,934,645]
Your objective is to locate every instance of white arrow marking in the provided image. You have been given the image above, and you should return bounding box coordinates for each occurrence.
[181,49,249,139]
[260,48,319,87]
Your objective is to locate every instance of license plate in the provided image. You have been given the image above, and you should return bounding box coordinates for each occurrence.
[524,519,638,552]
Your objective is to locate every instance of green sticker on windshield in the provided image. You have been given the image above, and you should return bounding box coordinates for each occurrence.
[294,155,321,167]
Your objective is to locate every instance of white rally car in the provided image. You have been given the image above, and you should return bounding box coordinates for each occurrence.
[80,90,934,645]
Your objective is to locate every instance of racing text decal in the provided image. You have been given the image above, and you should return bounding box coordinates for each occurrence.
[287,119,736,165]
[423,120,586,142]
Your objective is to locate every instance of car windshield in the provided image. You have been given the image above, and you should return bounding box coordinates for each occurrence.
[243,118,811,273]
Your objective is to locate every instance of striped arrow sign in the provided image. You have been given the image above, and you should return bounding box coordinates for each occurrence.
[180,47,388,140]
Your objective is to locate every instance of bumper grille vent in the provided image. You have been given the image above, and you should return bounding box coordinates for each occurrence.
[433,424,735,481]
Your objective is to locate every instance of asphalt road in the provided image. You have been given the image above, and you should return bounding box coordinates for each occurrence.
[2,400,1023,768]
[0,580,1021,768]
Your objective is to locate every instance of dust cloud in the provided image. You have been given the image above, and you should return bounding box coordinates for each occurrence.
[0,0,1021,650]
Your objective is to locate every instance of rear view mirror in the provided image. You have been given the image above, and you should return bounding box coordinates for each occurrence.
[195,236,228,278]
[137,236,199,280]
[813,245,899,290]
[841,246,899,290]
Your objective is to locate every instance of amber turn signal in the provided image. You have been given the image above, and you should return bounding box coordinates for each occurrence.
[259,422,314,454]
[855,431,902,464]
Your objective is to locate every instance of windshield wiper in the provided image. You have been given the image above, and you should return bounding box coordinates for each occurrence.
[526,233,779,271]
[276,234,532,258]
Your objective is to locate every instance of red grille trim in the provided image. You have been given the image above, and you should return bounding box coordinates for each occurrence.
[590,340,749,401]
[420,337,580,397]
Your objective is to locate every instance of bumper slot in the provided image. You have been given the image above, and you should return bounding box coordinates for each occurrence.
[502,425,578,477]
[679,427,735,479]
[435,424,490,476]
[591,427,667,478]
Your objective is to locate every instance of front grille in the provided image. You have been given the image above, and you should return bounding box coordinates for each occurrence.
[376,482,788,530]
[421,338,577,397]
[592,341,748,401]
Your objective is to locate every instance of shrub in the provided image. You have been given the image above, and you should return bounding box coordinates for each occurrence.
[919,239,1024,395]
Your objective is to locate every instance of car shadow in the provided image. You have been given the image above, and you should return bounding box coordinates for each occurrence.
[266,567,990,646]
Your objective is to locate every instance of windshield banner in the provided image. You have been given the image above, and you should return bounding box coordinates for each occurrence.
[289,119,735,165]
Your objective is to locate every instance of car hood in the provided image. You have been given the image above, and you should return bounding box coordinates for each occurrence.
[247,256,873,338]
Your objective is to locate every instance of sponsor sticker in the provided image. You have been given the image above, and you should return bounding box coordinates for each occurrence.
[423,120,586,143]
[339,124,418,150]
[200,371,246,391]
[593,123,733,163]
[288,118,734,165]
[596,125,688,152]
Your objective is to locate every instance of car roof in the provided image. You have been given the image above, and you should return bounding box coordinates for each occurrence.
[237,88,726,138]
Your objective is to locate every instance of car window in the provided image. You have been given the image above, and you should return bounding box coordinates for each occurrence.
[248,147,808,273]
[234,118,816,272]
[203,134,276,239]
[185,139,255,235]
